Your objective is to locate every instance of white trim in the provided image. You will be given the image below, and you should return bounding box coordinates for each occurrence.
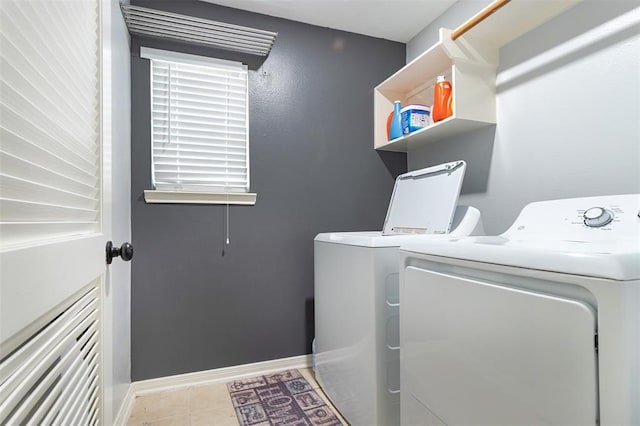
[133,355,311,395]
[113,383,135,426]
[144,190,257,205]
[116,355,312,423]
[100,1,112,425]
[140,46,246,71]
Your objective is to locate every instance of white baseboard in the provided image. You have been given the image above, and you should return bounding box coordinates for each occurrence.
[115,354,312,424]
[113,384,135,426]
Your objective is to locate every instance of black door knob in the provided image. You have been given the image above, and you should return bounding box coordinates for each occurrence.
[106,241,134,264]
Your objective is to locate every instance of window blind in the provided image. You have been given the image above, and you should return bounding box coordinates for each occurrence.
[0,0,101,247]
[142,48,249,193]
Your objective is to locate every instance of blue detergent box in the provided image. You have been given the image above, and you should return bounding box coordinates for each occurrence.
[401,105,431,135]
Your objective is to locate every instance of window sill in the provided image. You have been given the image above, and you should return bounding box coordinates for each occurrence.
[143,190,257,205]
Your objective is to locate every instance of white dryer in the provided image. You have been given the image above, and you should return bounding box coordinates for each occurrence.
[399,194,640,426]
[314,161,484,425]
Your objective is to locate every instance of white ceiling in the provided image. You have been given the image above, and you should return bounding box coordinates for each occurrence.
[200,0,459,43]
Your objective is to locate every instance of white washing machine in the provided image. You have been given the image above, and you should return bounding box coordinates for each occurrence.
[314,161,484,425]
[399,194,640,426]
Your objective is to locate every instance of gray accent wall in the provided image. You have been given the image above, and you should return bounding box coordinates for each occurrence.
[130,1,406,380]
[407,0,640,234]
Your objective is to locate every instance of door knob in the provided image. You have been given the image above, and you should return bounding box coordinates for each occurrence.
[106,241,134,264]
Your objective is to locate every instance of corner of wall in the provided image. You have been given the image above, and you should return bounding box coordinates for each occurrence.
[406,0,494,62]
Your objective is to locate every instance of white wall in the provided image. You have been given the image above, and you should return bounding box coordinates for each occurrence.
[407,0,640,234]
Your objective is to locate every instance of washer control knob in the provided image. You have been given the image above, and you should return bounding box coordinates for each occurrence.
[583,207,614,227]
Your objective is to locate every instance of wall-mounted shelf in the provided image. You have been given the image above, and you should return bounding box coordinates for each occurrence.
[374,0,581,152]
[374,28,497,151]
[376,117,492,152]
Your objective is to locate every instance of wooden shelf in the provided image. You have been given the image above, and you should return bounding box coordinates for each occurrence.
[373,0,582,152]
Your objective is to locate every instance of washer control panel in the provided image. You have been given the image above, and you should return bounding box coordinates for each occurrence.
[583,207,614,228]
[505,194,639,240]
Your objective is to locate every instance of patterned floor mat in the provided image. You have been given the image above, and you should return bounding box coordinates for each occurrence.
[226,369,344,425]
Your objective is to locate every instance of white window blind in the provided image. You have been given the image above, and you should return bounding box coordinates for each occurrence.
[0,0,101,247]
[141,48,249,194]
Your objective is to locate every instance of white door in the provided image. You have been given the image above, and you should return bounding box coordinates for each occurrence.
[0,1,125,424]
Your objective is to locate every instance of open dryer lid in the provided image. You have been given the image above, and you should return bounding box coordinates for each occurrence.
[382,161,466,236]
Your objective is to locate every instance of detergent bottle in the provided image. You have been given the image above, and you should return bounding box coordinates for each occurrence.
[389,100,403,140]
[432,76,453,122]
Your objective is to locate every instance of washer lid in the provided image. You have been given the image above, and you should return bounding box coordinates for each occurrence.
[315,205,483,248]
[314,231,457,248]
[401,236,640,280]
[382,161,466,236]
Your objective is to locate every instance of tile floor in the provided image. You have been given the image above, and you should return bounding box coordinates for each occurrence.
[126,368,347,425]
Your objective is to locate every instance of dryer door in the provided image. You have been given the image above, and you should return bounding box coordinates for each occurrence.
[400,267,598,426]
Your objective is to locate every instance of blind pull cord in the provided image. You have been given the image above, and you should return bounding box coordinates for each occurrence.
[167,62,172,143]
[225,76,230,245]
[226,200,230,245]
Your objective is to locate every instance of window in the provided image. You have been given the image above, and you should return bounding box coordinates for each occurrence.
[141,48,256,205]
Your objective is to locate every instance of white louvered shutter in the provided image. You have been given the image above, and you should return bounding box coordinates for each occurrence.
[0,286,101,426]
[0,0,101,247]
[142,48,249,193]
[1,1,104,425]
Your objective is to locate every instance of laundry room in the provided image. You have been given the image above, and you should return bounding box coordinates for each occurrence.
[0,0,638,425]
